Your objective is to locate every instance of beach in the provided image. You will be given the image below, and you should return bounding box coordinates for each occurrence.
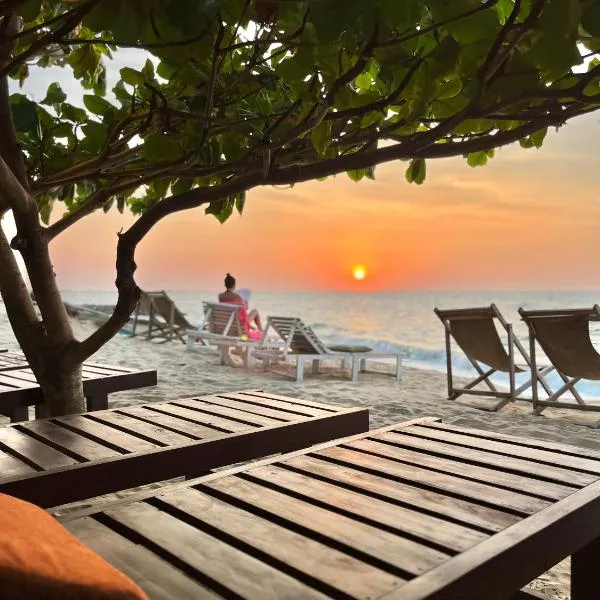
[4,313,600,598]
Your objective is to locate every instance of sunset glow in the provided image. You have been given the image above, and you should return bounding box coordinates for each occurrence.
[352,265,367,281]
[42,112,600,293]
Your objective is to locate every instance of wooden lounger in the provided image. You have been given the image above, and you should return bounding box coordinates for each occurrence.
[520,305,600,417]
[434,304,553,411]
[0,389,368,508]
[0,351,157,422]
[58,418,600,599]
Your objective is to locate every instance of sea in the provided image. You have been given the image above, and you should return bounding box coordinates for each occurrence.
[60,289,600,400]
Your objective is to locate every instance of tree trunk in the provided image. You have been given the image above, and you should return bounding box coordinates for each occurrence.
[37,361,85,416]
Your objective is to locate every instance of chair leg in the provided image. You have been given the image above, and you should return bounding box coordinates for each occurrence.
[351,357,360,382]
[296,357,305,383]
[87,393,108,412]
[396,356,402,383]
[312,359,320,374]
[572,535,600,599]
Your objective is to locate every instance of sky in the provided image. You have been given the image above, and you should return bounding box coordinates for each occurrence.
[5,52,600,293]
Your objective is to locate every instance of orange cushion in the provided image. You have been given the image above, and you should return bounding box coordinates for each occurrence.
[0,494,148,599]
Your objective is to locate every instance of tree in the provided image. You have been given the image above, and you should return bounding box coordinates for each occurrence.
[1,0,600,415]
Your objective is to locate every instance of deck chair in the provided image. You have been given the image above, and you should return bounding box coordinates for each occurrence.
[131,290,195,343]
[253,316,404,383]
[519,305,600,416]
[434,304,550,411]
[186,302,260,369]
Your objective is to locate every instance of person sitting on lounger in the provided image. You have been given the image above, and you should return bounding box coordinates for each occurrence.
[219,273,263,338]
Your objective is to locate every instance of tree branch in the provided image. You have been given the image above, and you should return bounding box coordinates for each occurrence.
[0,1,98,79]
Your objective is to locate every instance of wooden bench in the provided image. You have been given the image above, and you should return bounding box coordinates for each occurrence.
[59,418,600,599]
[0,351,157,422]
[0,389,368,508]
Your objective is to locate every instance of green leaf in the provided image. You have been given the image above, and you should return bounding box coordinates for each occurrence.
[235,192,246,215]
[80,122,108,153]
[37,196,54,225]
[83,95,116,117]
[10,94,39,134]
[582,0,600,36]
[466,151,488,167]
[120,67,145,86]
[171,178,194,195]
[347,168,366,182]
[205,198,234,223]
[20,0,42,22]
[530,128,548,148]
[61,103,88,123]
[310,120,332,156]
[142,133,183,162]
[41,83,67,106]
[83,0,121,31]
[405,158,426,184]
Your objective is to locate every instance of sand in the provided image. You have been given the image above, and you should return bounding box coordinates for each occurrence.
[6,313,600,598]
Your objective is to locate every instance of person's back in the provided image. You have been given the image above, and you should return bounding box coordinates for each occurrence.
[218,290,244,305]
[218,273,263,339]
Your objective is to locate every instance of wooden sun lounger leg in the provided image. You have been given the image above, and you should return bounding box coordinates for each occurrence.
[444,324,454,397]
[351,356,360,382]
[35,404,50,419]
[296,356,305,383]
[10,406,29,423]
[571,534,600,599]
[311,359,320,375]
[86,392,109,412]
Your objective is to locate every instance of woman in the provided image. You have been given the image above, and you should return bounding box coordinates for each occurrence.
[218,273,263,337]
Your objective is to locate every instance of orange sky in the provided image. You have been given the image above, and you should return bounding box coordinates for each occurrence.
[7,54,600,293]
[40,110,600,292]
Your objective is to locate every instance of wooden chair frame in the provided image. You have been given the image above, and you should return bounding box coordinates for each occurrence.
[435,304,551,411]
[131,291,194,344]
[519,306,600,417]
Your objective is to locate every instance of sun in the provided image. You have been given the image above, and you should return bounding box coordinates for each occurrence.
[352,264,367,281]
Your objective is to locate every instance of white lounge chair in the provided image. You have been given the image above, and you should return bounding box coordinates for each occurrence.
[253,316,405,383]
[186,302,261,369]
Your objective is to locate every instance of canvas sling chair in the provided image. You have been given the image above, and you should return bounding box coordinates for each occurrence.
[434,304,552,411]
[519,305,600,416]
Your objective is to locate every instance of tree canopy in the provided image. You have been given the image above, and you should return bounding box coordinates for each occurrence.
[1,0,600,400]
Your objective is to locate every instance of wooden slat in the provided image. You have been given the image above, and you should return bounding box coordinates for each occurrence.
[105,502,328,599]
[0,427,77,469]
[86,411,194,446]
[203,475,451,576]
[372,432,598,487]
[381,478,600,600]
[420,421,600,460]
[350,438,579,500]
[81,365,133,377]
[198,394,312,421]
[245,465,488,552]
[158,486,403,599]
[117,406,224,439]
[148,403,254,433]
[174,399,283,427]
[54,416,160,453]
[316,446,550,515]
[0,450,36,478]
[403,425,600,474]
[65,517,220,600]
[222,391,336,416]
[285,455,520,533]
[0,372,38,389]
[21,420,119,461]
